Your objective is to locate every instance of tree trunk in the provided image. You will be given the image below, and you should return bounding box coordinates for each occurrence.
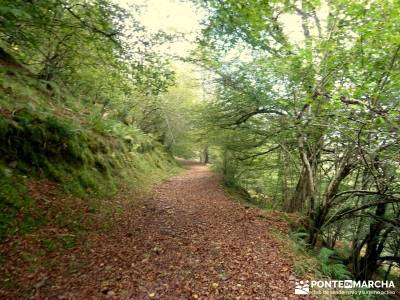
[355,203,387,281]
[384,241,399,281]
[307,153,352,247]
[288,168,310,212]
[203,145,209,164]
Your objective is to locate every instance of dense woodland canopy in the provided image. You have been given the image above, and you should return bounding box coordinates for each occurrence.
[0,0,399,294]
[195,0,400,282]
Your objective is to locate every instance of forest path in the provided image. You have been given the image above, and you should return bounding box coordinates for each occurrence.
[45,162,298,299]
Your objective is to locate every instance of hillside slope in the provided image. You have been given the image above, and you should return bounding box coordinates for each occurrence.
[0,53,179,249]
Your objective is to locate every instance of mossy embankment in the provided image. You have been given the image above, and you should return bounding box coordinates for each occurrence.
[0,56,180,241]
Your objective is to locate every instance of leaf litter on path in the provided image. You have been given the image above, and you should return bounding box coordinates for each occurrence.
[1,163,304,299]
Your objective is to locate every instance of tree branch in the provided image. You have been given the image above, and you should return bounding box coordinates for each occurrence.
[237,145,280,161]
[234,108,286,125]
[326,198,400,225]
[60,1,121,46]
[378,256,400,263]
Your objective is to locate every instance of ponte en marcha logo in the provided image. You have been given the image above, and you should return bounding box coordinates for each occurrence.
[294,280,396,295]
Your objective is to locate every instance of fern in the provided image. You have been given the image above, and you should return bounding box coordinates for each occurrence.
[318,247,352,280]
[290,231,309,240]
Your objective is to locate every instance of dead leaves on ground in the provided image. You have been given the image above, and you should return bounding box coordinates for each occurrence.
[1,164,302,299]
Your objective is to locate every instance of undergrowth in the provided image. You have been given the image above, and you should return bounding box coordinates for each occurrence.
[273,230,392,299]
[226,182,390,300]
[0,63,179,240]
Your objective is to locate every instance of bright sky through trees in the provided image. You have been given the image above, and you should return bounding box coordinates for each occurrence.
[115,0,204,57]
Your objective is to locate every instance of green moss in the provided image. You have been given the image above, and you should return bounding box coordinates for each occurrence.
[0,65,178,241]
[0,108,179,239]
[0,68,180,241]
[0,166,31,239]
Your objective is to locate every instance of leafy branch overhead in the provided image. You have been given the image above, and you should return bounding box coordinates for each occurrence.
[196,0,400,282]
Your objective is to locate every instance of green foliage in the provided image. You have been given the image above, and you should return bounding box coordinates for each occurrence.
[134,68,204,158]
[197,0,400,281]
[274,230,324,279]
[284,232,352,282]
[0,0,174,94]
[318,247,352,280]
[0,166,30,239]
[0,97,177,239]
[0,0,193,243]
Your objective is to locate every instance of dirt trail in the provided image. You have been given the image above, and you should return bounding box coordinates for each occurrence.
[41,162,298,299]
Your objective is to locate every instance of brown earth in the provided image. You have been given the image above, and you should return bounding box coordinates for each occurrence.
[1,162,304,299]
